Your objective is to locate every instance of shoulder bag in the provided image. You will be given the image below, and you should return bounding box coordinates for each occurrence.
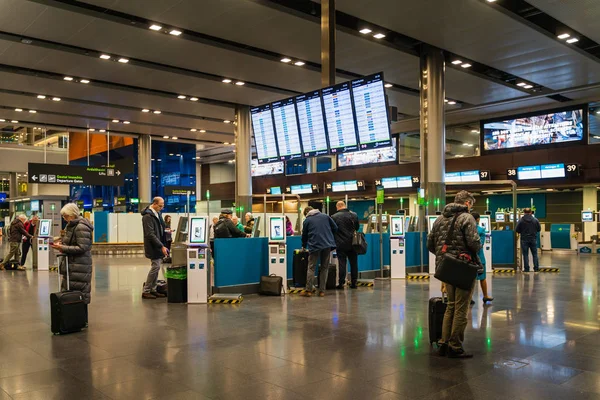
[259,274,283,296]
[433,213,481,291]
[352,231,368,255]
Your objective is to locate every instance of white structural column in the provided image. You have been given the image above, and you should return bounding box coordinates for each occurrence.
[138,134,152,207]
[235,106,252,215]
[583,185,598,241]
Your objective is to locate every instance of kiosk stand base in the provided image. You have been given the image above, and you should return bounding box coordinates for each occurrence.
[208,293,243,304]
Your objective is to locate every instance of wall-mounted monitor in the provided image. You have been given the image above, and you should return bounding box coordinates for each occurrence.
[251,104,279,164]
[482,107,585,152]
[337,137,397,168]
[509,213,515,222]
[479,215,491,234]
[582,211,595,222]
[351,72,392,150]
[296,90,329,158]
[390,216,404,237]
[379,175,415,189]
[289,184,314,195]
[445,170,484,182]
[322,82,359,153]
[513,163,566,180]
[30,200,40,212]
[38,219,52,237]
[251,159,284,177]
[267,186,281,195]
[269,216,285,241]
[189,217,207,244]
[272,97,303,161]
[427,216,438,232]
[540,163,566,179]
[329,180,364,192]
[495,212,505,222]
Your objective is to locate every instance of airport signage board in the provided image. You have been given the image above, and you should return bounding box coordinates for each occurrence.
[375,176,419,189]
[326,180,365,192]
[164,186,196,196]
[507,163,577,180]
[28,163,125,186]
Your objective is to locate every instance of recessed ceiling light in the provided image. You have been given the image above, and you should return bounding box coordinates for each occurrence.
[0,119,4,122]
[523,84,533,89]
[80,79,90,84]
[224,142,230,145]
[461,63,472,68]
[566,37,579,44]
[224,120,231,124]
[373,33,386,39]
[28,110,36,113]
[199,129,206,133]
[192,157,196,160]
[176,154,181,157]
[455,154,464,158]
[36,95,46,99]
[294,61,305,66]
[359,28,372,34]
[153,110,161,114]
[486,0,497,2]
[557,33,570,39]
[118,58,129,63]
[112,119,119,123]
[99,129,106,133]
[191,128,197,132]
[177,95,186,99]
[190,97,198,101]
[384,83,393,88]
[235,81,245,85]
[280,58,292,63]
[172,136,178,140]
[448,101,457,105]
[142,109,150,113]
[63,76,73,81]
[15,108,22,112]
[157,159,162,161]
[99,54,111,59]
[596,111,600,114]
[163,135,169,139]
[471,130,479,133]
[169,153,174,156]
[517,82,527,87]
[149,24,162,31]
[169,29,182,36]
[52,97,61,101]
[89,129,95,132]
[444,99,449,103]
[451,60,463,65]
[222,79,232,83]
[123,121,130,124]
[11,120,18,123]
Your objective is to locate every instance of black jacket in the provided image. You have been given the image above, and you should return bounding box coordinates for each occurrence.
[244,218,255,234]
[331,208,359,251]
[516,214,541,241]
[141,207,166,260]
[215,217,247,239]
[8,219,31,243]
[60,218,94,304]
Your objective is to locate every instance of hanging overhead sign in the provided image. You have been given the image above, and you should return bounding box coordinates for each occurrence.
[28,163,125,186]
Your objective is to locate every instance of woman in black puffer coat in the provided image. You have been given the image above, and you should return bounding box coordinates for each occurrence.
[51,203,94,304]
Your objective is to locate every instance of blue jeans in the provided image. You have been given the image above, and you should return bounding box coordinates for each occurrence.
[521,239,539,271]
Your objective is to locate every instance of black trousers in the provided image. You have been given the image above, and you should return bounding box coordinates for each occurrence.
[20,240,31,266]
[337,248,358,285]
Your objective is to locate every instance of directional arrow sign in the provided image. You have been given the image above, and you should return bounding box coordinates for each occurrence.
[28,163,125,186]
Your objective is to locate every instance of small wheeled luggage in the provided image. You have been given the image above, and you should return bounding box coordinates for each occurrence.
[259,274,283,296]
[4,260,20,270]
[50,255,87,335]
[292,249,309,287]
[428,296,447,344]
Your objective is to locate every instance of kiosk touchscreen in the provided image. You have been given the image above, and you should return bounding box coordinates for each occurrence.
[390,216,406,279]
[268,217,286,294]
[495,212,505,223]
[37,219,52,271]
[187,217,210,304]
[582,211,595,222]
[427,216,438,274]
[479,215,493,272]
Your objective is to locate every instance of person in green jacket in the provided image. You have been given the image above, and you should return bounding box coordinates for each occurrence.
[232,216,244,233]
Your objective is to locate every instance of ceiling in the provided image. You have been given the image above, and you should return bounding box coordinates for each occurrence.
[0,0,599,164]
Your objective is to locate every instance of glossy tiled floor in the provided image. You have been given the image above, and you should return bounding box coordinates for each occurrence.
[0,251,599,399]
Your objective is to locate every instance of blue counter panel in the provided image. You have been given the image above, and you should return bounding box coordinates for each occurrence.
[93,211,109,243]
[550,224,571,249]
[491,230,514,265]
[214,237,268,287]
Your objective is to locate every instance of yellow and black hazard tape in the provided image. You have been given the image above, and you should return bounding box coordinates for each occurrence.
[538,268,559,273]
[407,275,430,280]
[493,269,515,274]
[208,298,243,304]
[356,281,374,287]
[49,266,58,271]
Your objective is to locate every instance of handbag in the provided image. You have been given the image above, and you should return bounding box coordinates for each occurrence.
[352,231,368,255]
[434,213,481,291]
[259,274,283,296]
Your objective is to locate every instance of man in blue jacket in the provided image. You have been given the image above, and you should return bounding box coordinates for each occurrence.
[301,206,338,297]
[515,208,541,272]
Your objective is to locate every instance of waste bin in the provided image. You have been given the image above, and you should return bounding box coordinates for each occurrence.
[165,266,187,303]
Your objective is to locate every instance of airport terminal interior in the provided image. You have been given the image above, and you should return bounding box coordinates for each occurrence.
[0,0,600,399]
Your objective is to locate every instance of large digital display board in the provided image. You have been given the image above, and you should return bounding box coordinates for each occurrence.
[272,98,302,160]
[296,91,329,158]
[483,108,584,151]
[337,138,396,168]
[251,104,279,164]
[351,73,391,150]
[251,159,284,177]
[322,82,359,153]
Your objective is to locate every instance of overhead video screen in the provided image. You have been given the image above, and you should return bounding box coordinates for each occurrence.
[322,82,359,153]
[295,91,329,158]
[272,98,303,161]
[337,137,396,168]
[351,73,392,150]
[251,104,279,164]
[483,108,584,151]
[251,159,284,177]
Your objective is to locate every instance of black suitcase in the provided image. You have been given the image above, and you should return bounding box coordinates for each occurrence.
[51,255,87,335]
[429,296,447,344]
[318,255,337,290]
[259,274,283,296]
[293,249,308,287]
[4,260,20,270]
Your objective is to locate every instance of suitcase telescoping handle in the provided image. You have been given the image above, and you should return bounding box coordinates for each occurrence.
[56,254,69,291]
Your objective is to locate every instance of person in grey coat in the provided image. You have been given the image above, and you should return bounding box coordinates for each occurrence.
[51,203,94,305]
[427,190,481,359]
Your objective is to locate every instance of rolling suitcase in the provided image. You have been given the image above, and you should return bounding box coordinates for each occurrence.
[50,255,87,335]
[4,260,20,270]
[428,296,447,344]
[292,249,309,287]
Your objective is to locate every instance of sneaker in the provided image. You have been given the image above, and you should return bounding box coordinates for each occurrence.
[16,266,26,271]
[483,297,494,303]
[318,291,325,297]
[151,291,166,298]
[142,292,157,299]
[336,285,345,290]
[448,348,473,359]
[437,343,448,357]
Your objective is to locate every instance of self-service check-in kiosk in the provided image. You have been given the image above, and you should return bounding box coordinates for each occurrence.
[390,216,406,279]
[268,216,287,294]
[37,219,52,271]
[479,215,493,272]
[187,217,210,304]
[427,216,438,274]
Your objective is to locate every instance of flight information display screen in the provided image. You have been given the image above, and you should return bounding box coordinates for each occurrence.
[331,180,360,192]
[445,170,481,182]
[381,176,413,189]
[296,91,329,158]
[290,184,313,195]
[337,137,396,167]
[272,98,303,160]
[251,159,284,176]
[515,163,566,180]
[322,82,359,153]
[351,73,391,150]
[251,104,279,164]
[540,163,565,179]
[517,165,541,180]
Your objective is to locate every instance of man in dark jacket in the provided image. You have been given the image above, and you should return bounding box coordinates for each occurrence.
[1,215,33,270]
[516,208,541,272]
[141,197,168,299]
[214,209,248,239]
[21,215,39,267]
[301,206,338,297]
[332,201,359,289]
[427,190,481,359]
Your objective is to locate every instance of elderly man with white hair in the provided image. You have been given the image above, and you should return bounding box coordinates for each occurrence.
[1,214,33,270]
